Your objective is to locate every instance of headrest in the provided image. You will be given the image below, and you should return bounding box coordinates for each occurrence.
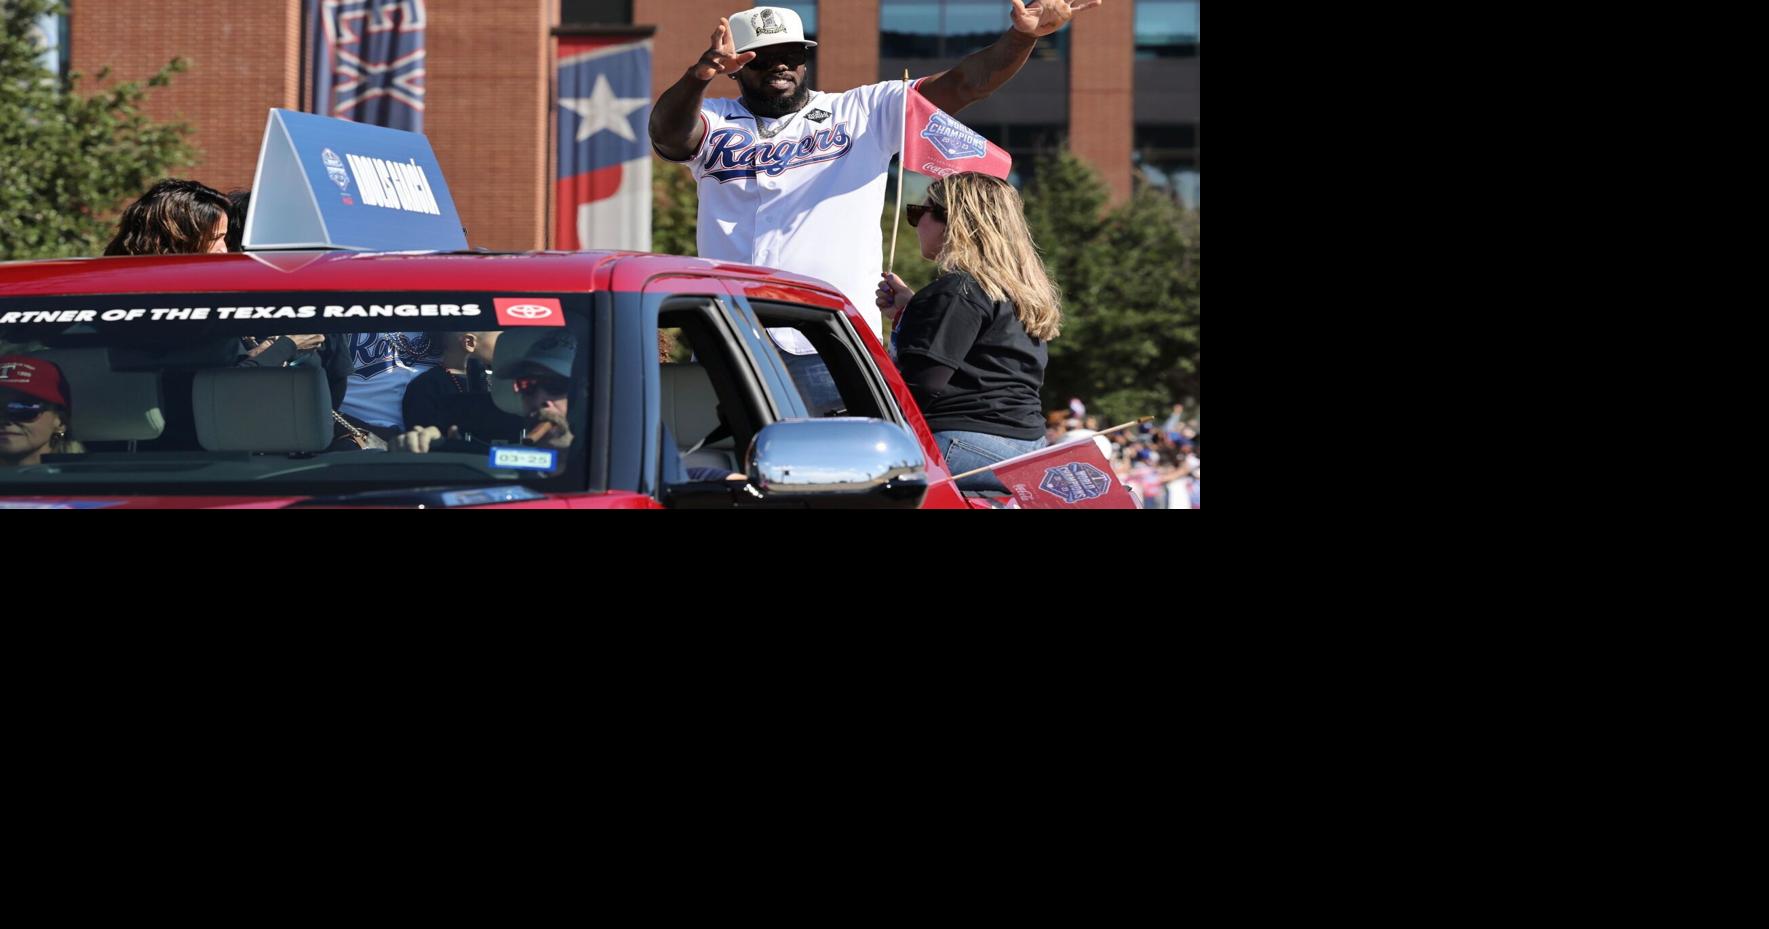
[33,347,165,441]
[660,363,722,447]
[191,366,333,452]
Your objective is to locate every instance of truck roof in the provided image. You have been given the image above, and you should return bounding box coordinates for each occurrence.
[0,249,850,303]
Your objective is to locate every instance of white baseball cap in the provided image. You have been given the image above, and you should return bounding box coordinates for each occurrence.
[728,7,817,54]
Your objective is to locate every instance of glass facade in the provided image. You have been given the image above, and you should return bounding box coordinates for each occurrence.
[28,8,70,80]
[1133,125,1199,209]
[1135,0,1201,59]
[770,1,819,43]
[880,0,1065,61]
[560,0,633,24]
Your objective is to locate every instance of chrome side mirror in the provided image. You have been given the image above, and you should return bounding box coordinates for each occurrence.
[746,418,928,508]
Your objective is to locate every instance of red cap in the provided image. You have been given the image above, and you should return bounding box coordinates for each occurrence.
[0,355,70,407]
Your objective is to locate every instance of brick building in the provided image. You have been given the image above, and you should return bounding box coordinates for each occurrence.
[58,1,1196,251]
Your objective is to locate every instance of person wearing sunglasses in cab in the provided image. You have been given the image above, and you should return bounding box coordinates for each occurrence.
[0,356,81,467]
[395,333,575,457]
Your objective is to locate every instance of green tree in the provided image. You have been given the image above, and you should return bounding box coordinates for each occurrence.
[1023,149,1112,314]
[0,0,198,259]
[650,155,697,255]
[1023,151,1200,426]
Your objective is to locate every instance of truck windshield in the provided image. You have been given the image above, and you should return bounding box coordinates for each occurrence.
[0,290,589,495]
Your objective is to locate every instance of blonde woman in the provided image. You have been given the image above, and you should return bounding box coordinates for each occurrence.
[876,172,1062,491]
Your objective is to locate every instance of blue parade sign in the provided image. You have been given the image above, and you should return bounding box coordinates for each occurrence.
[242,108,467,252]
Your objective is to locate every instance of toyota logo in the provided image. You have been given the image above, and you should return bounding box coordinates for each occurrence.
[506,304,554,320]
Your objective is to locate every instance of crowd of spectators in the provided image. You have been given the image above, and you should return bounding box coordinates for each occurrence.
[1043,399,1200,509]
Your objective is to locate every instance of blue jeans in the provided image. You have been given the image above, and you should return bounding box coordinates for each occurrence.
[935,430,1047,493]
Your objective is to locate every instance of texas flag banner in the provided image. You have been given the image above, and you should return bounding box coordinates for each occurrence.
[555,36,652,251]
[901,80,1012,180]
[987,438,1138,510]
[308,0,427,131]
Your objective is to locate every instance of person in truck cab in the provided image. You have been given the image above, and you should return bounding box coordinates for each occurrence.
[395,333,576,455]
[399,330,519,445]
[101,181,350,446]
[0,355,80,467]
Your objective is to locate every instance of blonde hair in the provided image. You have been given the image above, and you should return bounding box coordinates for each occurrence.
[926,173,1062,341]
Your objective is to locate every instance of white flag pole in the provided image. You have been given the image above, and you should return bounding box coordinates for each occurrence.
[888,69,909,274]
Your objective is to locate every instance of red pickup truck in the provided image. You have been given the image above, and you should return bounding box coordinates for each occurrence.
[0,249,1001,508]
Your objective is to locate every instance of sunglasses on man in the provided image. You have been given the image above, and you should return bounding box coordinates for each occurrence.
[745,47,809,69]
[3,399,54,423]
[513,376,570,397]
[906,203,946,228]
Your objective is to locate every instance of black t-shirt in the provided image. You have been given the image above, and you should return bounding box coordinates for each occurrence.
[401,366,525,443]
[893,271,1047,440]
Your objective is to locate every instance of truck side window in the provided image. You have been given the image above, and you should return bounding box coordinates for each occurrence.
[749,301,893,421]
[657,301,771,481]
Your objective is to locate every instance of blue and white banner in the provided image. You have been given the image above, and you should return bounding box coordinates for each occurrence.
[555,36,652,251]
[308,0,427,131]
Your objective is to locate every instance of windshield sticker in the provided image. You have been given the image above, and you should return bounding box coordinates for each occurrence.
[0,302,485,325]
[439,487,548,507]
[494,297,564,327]
[489,446,558,471]
[0,500,127,509]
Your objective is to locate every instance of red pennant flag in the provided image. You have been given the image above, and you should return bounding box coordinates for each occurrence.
[988,438,1138,510]
[902,81,1013,180]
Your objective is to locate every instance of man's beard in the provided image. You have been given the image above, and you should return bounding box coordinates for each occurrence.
[743,82,810,118]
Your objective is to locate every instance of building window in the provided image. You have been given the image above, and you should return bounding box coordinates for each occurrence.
[560,0,633,23]
[881,0,1065,62]
[770,1,819,44]
[1134,124,1199,209]
[26,7,69,80]
[1135,0,1200,59]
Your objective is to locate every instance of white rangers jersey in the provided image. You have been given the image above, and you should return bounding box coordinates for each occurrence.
[663,80,913,340]
[337,331,444,431]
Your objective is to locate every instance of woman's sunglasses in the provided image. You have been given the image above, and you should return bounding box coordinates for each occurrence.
[906,203,946,228]
[513,376,570,397]
[3,399,53,423]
